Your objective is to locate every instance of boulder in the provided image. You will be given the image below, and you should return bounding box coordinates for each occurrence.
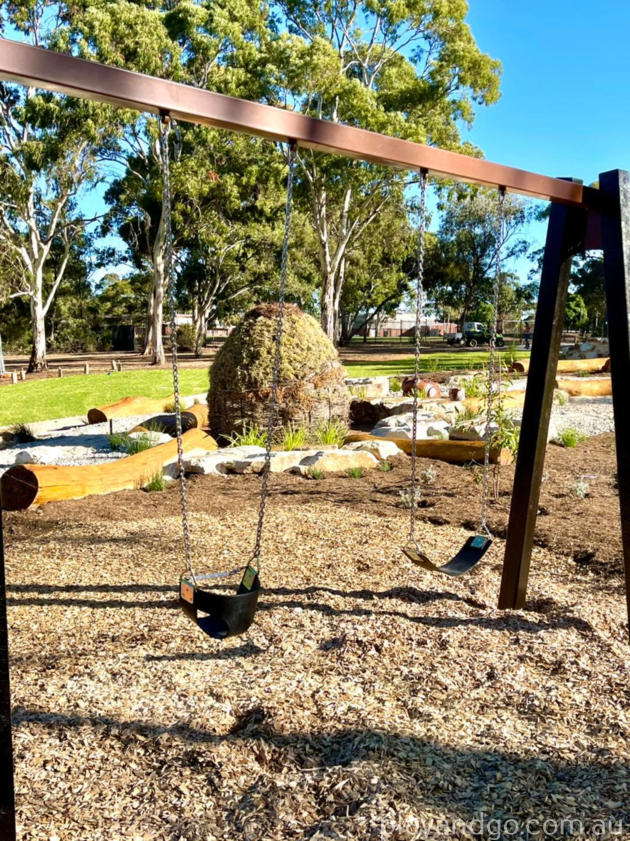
[371,413,449,440]
[343,439,402,460]
[294,449,379,475]
[227,449,318,475]
[346,376,390,399]
[165,445,267,478]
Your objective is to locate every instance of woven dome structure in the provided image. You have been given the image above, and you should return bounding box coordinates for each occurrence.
[208,304,350,441]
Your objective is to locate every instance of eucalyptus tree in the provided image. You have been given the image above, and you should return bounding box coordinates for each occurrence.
[268,0,501,340]
[0,2,119,370]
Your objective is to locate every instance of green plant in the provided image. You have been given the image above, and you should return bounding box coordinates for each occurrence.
[453,405,480,425]
[9,423,36,443]
[227,422,268,448]
[420,465,438,486]
[379,460,393,472]
[307,467,325,480]
[108,431,130,451]
[568,477,589,498]
[555,389,568,406]
[311,418,348,447]
[176,324,197,352]
[463,373,486,399]
[399,487,422,509]
[415,386,427,400]
[163,401,176,413]
[389,377,402,393]
[125,434,155,455]
[490,406,521,456]
[144,470,166,492]
[556,427,587,448]
[349,385,368,399]
[347,466,364,478]
[501,345,518,367]
[280,422,309,451]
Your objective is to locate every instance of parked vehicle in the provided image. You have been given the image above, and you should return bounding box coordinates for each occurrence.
[446,321,505,347]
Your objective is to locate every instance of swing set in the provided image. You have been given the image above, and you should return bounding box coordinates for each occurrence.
[2,37,630,840]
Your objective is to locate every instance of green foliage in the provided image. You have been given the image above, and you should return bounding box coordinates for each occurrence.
[144,471,166,492]
[463,373,486,399]
[389,377,402,393]
[176,324,197,352]
[557,428,588,448]
[125,434,155,455]
[9,423,36,443]
[490,406,520,455]
[379,461,393,473]
[307,467,325,480]
[420,465,439,486]
[108,432,130,451]
[312,419,349,447]
[280,422,309,451]
[568,478,589,499]
[227,422,268,448]
[564,293,589,331]
[346,467,364,479]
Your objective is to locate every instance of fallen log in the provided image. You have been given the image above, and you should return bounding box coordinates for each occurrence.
[510,357,609,375]
[462,392,526,413]
[1,427,218,511]
[555,377,612,397]
[129,403,209,435]
[344,432,512,465]
[87,394,203,424]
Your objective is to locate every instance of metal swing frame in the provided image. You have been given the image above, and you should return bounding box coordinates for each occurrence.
[2,37,630,840]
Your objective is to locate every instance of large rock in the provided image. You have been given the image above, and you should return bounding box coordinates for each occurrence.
[165,445,267,478]
[343,440,402,460]
[346,376,390,400]
[227,449,320,475]
[209,304,350,442]
[294,449,379,475]
[371,413,449,441]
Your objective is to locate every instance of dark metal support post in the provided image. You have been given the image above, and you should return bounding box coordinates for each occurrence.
[499,189,587,609]
[600,170,630,636]
[0,496,16,840]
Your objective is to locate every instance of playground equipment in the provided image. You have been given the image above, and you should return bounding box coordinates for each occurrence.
[3,37,630,840]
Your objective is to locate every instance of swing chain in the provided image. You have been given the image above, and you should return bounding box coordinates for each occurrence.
[251,140,298,570]
[160,114,195,582]
[480,186,506,537]
[408,169,429,546]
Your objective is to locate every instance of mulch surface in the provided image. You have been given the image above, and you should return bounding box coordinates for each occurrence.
[5,433,630,839]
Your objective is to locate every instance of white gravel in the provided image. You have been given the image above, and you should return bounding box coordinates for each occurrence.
[549,396,615,438]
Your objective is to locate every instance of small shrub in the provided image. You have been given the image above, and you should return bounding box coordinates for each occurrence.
[490,406,521,456]
[420,465,438,486]
[227,422,268,448]
[415,386,428,400]
[389,377,402,393]
[454,405,480,425]
[176,324,197,352]
[555,389,568,407]
[557,427,587,448]
[347,466,364,479]
[312,418,348,447]
[9,423,36,443]
[307,467,324,480]
[463,373,486,399]
[379,461,393,472]
[280,422,309,451]
[568,478,589,498]
[502,346,518,367]
[163,401,176,413]
[125,434,155,455]
[145,470,166,492]
[108,432,130,451]
[399,487,422,509]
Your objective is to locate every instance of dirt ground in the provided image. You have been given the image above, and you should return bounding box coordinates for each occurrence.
[5,433,630,840]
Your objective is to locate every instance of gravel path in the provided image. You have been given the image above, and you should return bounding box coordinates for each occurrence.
[550,396,615,438]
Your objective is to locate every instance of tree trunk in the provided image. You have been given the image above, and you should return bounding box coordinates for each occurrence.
[320,273,337,341]
[193,308,206,358]
[27,287,47,373]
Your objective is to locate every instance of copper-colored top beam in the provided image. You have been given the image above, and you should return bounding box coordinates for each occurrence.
[0,39,584,206]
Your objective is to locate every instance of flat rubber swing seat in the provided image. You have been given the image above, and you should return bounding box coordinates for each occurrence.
[179,566,260,639]
[403,535,492,577]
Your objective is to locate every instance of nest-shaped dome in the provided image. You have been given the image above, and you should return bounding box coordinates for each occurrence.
[208,303,350,441]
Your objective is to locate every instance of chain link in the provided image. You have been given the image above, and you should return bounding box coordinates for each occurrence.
[160,115,195,582]
[251,141,297,571]
[480,186,506,536]
[408,170,428,545]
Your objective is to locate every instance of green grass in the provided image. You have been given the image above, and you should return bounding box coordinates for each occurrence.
[279,422,309,450]
[311,418,349,447]
[556,427,588,448]
[0,370,209,426]
[347,466,365,479]
[227,422,268,448]
[343,349,530,378]
[144,470,166,492]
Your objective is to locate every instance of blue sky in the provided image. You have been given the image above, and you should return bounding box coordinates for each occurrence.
[462,0,630,273]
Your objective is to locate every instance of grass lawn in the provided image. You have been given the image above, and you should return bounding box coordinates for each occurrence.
[0,369,210,426]
[2,348,530,426]
[343,348,530,378]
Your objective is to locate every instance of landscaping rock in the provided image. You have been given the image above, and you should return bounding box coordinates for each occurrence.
[294,449,379,475]
[346,376,390,399]
[127,430,172,447]
[371,413,449,440]
[343,439,402,460]
[227,449,319,475]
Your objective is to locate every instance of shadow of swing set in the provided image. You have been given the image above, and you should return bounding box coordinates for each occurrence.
[1,36,630,837]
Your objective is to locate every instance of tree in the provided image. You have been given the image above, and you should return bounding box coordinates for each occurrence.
[338,200,414,343]
[425,187,529,326]
[564,292,588,331]
[571,254,606,333]
[270,0,501,340]
[0,2,118,370]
